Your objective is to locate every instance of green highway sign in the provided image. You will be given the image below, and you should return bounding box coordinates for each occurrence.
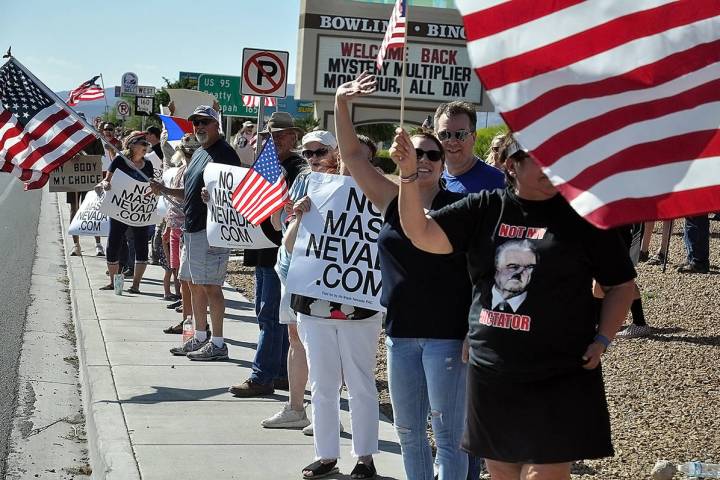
[197,73,258,117]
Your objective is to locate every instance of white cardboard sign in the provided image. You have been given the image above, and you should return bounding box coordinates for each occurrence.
[286,173,385,312]
[203,163,277,249]
[68,191,110,237]
[98,170,163,227]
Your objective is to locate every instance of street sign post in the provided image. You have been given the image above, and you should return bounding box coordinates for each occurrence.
[198,73,257,117]
[134,96,155,116]
[241,48,289,98]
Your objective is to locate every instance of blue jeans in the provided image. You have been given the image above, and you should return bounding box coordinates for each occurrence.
[386,337,468,480]
[250,266,288,385]
[683,215,709,268]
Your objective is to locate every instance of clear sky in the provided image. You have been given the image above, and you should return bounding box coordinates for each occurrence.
[2,0,302,91]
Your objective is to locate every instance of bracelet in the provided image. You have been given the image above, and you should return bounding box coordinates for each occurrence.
[400,172,419,183]
[594,334,611,351]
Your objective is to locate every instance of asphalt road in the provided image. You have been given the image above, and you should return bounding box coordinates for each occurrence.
[0,175,42,475]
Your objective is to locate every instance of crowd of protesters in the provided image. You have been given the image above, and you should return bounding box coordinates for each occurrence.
[79,71,716,480]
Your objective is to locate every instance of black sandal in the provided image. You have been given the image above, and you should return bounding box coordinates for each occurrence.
[302,459,338,479]
[350,460,376,479]
[99,284,114,291]
[127,286,141,294]
[163,322,184,334]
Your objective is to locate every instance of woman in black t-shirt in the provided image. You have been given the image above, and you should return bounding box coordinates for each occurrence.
[335,73,473,480]
[95,131,155,293]
[391,131,637,480]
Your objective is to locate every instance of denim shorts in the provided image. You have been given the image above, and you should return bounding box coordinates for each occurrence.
[179,230,230,286]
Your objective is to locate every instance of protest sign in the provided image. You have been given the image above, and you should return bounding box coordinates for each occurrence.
[167,89,218,118]
[68,191,109,237]
[49,155,103,192]
[98,169,163,227]
[203,163,277,249]
[286,173,385,312]
[145,151,163,181]
[155,167,179,219]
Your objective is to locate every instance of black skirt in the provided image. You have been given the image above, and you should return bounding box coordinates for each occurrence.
[463,363,614,464]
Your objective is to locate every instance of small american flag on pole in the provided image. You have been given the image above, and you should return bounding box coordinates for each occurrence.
[0,58,96,189]
[231,135,288,225]
[376,0,406,69]
[66,75,105,106]
[457,0,720,228]
[242,95,277,108]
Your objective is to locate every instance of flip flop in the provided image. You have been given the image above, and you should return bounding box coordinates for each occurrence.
[163,322,184,334]
[99,284,114,291]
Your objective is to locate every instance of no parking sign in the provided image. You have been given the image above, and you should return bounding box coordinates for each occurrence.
[241,48,289,98]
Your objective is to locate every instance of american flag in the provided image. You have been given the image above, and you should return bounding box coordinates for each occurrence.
[457,1,720,228]
[376,0,406,70]
[0,59,96,189]
[231,135,288,225]
[242,95,277,108]
[66,75,105,106]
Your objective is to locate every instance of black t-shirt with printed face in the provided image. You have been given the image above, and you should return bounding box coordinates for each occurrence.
[379,190,472,339]
[183,139,240,233]
[430,188,636,381]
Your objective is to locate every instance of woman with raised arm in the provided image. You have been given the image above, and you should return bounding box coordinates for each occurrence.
[391,130,637,480]
[336,72,473,480]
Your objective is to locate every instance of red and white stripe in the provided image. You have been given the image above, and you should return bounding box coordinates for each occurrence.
[0,104,95,189]
[376,0,406,70]
[231,170,287,225]
[457,0,720,228]
[242,95,277,108]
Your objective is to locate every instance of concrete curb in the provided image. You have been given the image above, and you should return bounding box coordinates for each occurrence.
[57,195,141,480]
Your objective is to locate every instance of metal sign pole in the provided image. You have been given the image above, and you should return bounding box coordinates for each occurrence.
[226,116,232,139]
[255,99,265,163]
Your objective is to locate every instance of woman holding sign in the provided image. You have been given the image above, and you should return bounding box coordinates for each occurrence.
[96,131,155,294]
[335,72,472,480]
[390,129,637,480]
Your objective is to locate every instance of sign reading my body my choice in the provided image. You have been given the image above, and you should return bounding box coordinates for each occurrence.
[49,155,103,192]
[98,169,162,227]
[286,173,385,312]
[203,163,277,250]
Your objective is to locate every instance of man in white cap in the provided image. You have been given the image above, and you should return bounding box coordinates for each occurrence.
[150,105,241,361]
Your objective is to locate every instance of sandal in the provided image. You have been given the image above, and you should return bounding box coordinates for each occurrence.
[302,459,338,479]
[350,460,376,479]
[127,286,141,294]
[163,322,184,334]
[99,284,114,291]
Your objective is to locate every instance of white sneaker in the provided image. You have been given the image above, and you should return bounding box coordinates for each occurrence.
[261,403,310,429]
[302,420,344,436]
[70,245,82,256]
[95,244,105,256]
[615,324,653,339]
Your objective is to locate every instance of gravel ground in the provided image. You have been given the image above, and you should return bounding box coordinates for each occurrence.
[225,219,720,479]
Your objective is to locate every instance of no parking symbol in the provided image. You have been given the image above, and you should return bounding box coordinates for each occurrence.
[241,48,289,98]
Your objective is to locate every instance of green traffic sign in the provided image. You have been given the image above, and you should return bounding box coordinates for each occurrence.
[197,73,258,117]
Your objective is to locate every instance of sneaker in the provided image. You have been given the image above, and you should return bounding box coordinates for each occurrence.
[677,262,709,274]
[261,403,311,429]
[169,336,208,356]
[302,421,344,437]
[228,379,274,397]
[70,245,82,256]
[123,269,134,279]
[187,341,229,361]
[167,300,182,309]
[646,253,665,265]
[95,244,105,256]
[616,324,654,339]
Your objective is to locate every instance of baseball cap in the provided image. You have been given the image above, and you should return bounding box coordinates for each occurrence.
[242,121,255,128]
[301,130,337,149]
[505,138,529,159]
[188,105,220,123]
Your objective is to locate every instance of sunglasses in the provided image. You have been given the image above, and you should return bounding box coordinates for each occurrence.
[437,130,471,142]
[301,147,329,159]
[415,148,442,162]
[192,118,214,127]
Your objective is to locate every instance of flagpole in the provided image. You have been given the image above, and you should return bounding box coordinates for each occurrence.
[399,1,408,129]
[255,98,265,163]
[10,56,180,207]
[99,73,110,116]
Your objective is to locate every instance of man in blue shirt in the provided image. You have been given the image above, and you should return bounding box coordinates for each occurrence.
[434,101,505,194]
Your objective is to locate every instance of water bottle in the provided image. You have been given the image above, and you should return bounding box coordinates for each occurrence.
[113,274,124,295]
[181,317,194,345]
[677,461,720,478]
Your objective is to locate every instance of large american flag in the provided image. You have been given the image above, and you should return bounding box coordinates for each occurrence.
[0,59,96,189]
[66,75,105,106]
[242,95,277,108]
[457,1,720,228]
[231,135,288,225]
[376,0,406,69]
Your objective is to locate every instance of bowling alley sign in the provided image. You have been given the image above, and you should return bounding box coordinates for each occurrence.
[297,0,484,105]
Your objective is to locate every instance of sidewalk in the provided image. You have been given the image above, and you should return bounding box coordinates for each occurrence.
[58,194,404,480]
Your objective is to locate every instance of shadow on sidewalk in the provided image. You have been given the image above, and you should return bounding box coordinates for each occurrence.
[225,298,255,311]
[224,339,258,350]
[119,386,231,403]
